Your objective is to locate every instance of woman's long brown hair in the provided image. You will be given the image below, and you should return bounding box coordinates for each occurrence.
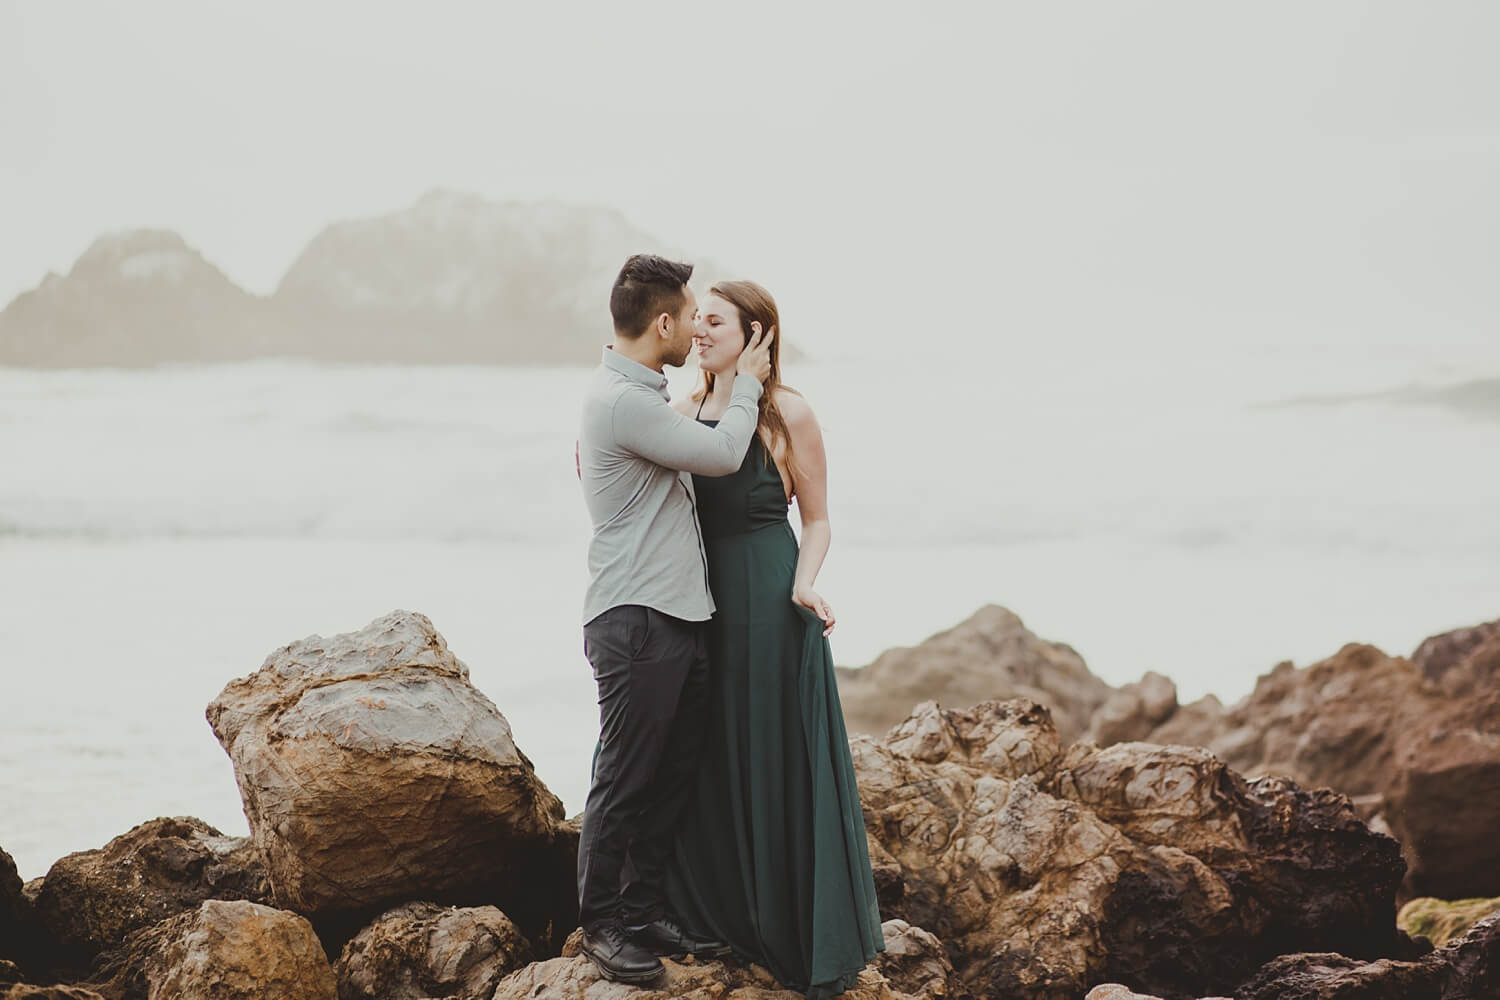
[693,279,800,486]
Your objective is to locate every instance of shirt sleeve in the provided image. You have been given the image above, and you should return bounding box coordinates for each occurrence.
[611,375,765,475]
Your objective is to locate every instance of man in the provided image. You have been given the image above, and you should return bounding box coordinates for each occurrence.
[575,253,773,983]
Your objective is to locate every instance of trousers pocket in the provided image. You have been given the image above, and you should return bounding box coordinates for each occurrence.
[625,604,653,658]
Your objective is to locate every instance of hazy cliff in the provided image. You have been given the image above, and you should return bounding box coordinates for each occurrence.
[0,191,727,367]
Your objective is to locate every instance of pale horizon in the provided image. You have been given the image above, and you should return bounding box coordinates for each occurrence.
[4,0,1498,356]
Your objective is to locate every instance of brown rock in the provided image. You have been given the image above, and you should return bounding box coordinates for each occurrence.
[1411,617,1500,690]
[1141,633,1500,901]
[1433,630,1500,697]
[1,848,35,972]
[874,920,963,998]
[1136,693,1228,753]
[1203,645,1415,798]
[1387,689,1500,899]
[1237,952,1432,1000]
[2,987,109,1000]
[1083,987,1162,1000]
[1231,911,1500,999]
[1085,672,1179,746]
[335,901,532,1000]
[1082,987,1235,1000]
[856,698,1406,1000]
[91,899,336,1000]
[836,606,1113,745]
[28,818,268,976]
[205,610,576,948]
[490,954,913,999]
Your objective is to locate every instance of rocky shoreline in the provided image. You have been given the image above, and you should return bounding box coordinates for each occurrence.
[3,607,1497,999]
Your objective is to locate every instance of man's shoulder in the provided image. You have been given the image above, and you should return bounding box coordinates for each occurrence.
[586,362,658,396]
[583,365,633,411]
[581,370,665,448]
[600,374,669,415]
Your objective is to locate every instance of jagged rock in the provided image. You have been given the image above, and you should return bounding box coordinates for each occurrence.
[205,610,576,950]
[1085,672,1178,746]
[2,987,109,1000]
[490,954,913,999]
[1231,911,1500,999]
[1411,617,1500,692]
[1429,630,1500,698]
[1140,634,1500,901]
[1386,687,1500,900]
[1,848,35,972]
[1169,646,1414,799]
[874,920,961,998]
[335,901,532,1000]
[854,698,1407,1000]
[90,899,335,1000]
[1138,693,1225,751]
[27,818,268,976]
[1398,896,1500,947]
[0,962,19,986]
[1083,987,1235,1000]
[836,606,1113,744]
[1083,987,1159,1000]
[1080,987,1233,1000]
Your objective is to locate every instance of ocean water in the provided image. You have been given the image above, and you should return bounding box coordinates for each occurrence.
[3,343,1499,879]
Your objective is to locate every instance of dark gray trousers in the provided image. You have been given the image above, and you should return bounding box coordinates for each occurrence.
[577,604,710,930]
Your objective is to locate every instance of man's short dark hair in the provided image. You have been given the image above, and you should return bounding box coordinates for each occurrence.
[610,254,694,338]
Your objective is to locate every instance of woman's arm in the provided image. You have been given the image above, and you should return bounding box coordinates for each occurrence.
[783,392,835,636]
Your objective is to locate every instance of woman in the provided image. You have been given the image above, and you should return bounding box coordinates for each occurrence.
[664,280,884,998]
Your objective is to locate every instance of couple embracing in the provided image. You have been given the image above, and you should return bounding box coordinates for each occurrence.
[575,254,883,998]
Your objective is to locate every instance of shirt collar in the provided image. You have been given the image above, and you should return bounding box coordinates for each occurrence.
[602,346,670,399]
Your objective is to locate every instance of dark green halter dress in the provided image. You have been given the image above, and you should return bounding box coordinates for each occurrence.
[664,415,884,999]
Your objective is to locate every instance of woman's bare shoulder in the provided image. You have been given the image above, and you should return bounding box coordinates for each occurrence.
[671,395,699,417]
[775,387,817,427]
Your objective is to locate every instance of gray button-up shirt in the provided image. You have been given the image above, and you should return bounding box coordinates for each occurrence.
[578,346,764,625]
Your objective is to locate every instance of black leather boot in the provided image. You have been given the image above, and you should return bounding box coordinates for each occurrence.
[580,921,665,983]
[627,915,733,959]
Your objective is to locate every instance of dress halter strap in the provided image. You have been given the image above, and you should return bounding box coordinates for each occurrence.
[694,394,707,420]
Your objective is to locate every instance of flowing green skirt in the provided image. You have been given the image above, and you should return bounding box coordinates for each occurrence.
[664,521,884,999]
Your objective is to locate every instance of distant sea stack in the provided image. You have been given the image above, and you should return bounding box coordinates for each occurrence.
[0,190,753,367]
[0,229,277,367]
[270,190,682,365]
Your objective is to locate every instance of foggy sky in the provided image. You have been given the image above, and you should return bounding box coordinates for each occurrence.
[3,1,1497,354]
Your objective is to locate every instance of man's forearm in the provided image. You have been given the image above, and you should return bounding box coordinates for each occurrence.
[613,376,764,475]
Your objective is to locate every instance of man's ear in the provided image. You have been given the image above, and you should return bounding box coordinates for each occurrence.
[655,312,672,340]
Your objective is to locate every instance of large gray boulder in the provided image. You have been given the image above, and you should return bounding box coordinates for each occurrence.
[205,610,576,948]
